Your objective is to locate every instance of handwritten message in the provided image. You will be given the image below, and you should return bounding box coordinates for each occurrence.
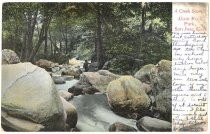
[172,3,208,131]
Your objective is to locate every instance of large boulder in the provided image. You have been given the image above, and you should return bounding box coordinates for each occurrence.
[107,76,151,117]
[68,83,93,96]
[60,97,78,128]
[1,62,65,131]
[59,90,73,101]
[2,49,20,64]
[62,67,82,78]
[2,111,45,131]
[136,116,172,131]
[134,64,155,94]
[150,60,172,95]
[155,90,172,121]
[70,94,137,131]
[109,122,137,132]
[80,70,120,93]
[35,59,58,70]
[68,70,119,95]
[134,64,155,84]
[150,60,172,121]
[52,76,66,84]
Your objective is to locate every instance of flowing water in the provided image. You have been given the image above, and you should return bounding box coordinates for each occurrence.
[55,79,79,91]
[70,94,137,132]
[54,70,137,132]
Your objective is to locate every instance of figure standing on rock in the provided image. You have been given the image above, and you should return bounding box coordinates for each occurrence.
[83,60,89,72]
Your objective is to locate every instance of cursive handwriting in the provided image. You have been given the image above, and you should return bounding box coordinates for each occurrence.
[172,3,208,132]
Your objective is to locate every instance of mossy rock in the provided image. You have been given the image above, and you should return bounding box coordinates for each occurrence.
[2,62,65,131]
[107,76,151,116]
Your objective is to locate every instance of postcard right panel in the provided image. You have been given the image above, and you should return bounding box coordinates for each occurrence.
[172,2,208,132]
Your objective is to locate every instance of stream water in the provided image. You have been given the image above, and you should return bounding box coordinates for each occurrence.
[54,74,137,132]
[55,79,79,91]
[70,94,137,132]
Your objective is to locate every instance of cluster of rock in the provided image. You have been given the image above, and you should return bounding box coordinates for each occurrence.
[105,60,172,131]
[1,49,172,132]
[146,61,171,128]
[2,49,20,64]
[1,50,78,131]
[35,58,82,79]
[34,59,82,93]
[67,58,172,131]
[68,70,120,95]
[1,62,77,131]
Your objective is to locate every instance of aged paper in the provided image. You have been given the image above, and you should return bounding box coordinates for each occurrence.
[172,3,208,131]
[0,1,209,132]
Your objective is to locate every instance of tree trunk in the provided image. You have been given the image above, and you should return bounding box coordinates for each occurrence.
[13,24,18,52]
[96,4,104,69]
[49,30,54,57]
[25,10,38,61]
[20,32,27,61]
[65,35,68,54]
[65,15,68,54]
[138,3,147,59]
[59,40,62,52]
[29,11,53,62]
[25,12,31,59]
[141,3,146,33]
[44,30,48,56]
[51,41,53,56]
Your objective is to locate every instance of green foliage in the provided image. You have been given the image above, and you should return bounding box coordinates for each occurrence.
[74,44,93,60]
[105,44,133,58]
[2,2,172,70]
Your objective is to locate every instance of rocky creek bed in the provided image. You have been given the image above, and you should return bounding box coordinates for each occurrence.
[1,49,172,132]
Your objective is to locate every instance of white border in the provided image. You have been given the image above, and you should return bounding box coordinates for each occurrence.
[0,1,209,134]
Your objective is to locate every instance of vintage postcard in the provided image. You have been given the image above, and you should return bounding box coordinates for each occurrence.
[0,0,209,132]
